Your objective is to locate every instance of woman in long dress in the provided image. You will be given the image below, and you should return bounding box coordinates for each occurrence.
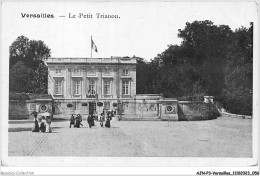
[45,115,52,133]
[70,114,75,128]
[87,114,93,128]
[105,111,112,128]
[99,112,105,127]
[31,112,39,132]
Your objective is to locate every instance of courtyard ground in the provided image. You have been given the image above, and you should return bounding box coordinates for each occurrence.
[8,115,252,157]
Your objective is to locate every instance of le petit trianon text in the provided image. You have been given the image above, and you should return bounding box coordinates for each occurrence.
[21,13,120,19]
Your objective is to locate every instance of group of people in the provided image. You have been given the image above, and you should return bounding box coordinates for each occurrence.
[32,110,114,132]
[31,112,52,133]
[69,114,83,128]
[87,110,114,128]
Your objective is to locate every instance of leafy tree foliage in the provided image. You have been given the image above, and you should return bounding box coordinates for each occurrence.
[136,21,253,115]
[29,62,48,94]
[9,61,33,93]
[136,57,155,94]
[9,36,51,93]
[223,24,253,115]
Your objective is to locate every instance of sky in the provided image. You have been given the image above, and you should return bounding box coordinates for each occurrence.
[2,1,258,61]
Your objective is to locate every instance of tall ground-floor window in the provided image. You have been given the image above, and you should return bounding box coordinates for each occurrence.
[104,102,110,109]
[104,80,111,95]
[122,80,130,95]
[54,80,62,95]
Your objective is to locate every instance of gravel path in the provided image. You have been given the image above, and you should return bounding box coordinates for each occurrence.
[8,116,252,157]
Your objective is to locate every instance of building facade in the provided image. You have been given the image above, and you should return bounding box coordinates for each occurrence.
[45,57,216,121]
[46,57,137,117]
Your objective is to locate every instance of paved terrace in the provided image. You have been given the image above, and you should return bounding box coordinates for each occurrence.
[8,116,252,157]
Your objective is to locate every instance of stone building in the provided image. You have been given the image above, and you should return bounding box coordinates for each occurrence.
[45,57,137,117]
[45,57,217,121]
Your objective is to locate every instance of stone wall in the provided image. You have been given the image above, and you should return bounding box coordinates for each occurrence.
[178,101,220,121]
[9,101,29,119]
[120,100,160,119]
[9,95,221,121]
[53,99,119,119]
[9,100,53,120]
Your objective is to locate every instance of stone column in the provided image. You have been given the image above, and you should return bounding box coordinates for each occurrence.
[204,96,214,103]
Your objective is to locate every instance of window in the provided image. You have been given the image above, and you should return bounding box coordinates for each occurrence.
[104,102,110,110]
[122,80,130,95]
[104,80,111,95]
[74,68,80,74]
[104,69,110,75]
[89,79,96,95]
[123,69,129,75]
[74,102,77,110]
[74,80,81,95]
[54,80,62,95]
[55,68,61,74]
[89,69,96,76]
[30,103,36,111]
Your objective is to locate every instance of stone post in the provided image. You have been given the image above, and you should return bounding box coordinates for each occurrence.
[204,96,214,103]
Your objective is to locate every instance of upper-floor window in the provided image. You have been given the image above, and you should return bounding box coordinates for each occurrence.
[123,69,129,75]
[89,69,96,76]
[88,79,96,95]
[104,80,111,95]
[74,80,81,95]
[54,80,62,95]
[55,68,61,74]
[104,69,110,76]
[122,80,130,95]
[74,68,80,75]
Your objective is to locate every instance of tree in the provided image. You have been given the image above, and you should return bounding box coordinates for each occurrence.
[223,23,253,115]
[177,21,232,96]
[9,36,51,70]
[9,36,51,94]
[29,62,48,93]
[9,61,33,93]
[147,20,252,114]
[136,57,154,94]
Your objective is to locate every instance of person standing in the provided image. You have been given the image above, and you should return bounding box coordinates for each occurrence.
[99,112,105,127]
[31,111,39,132]
[77,114,83,127]
[87,113,93,128]
[105,111,112,128]
[45,115,52,133]
[39,116,46,132]
[74,115,80,128]
[70,114,75,128]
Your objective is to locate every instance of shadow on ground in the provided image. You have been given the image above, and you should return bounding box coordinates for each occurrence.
[9,127,63,132]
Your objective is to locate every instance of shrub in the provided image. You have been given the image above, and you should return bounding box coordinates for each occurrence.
[9,92,29,100]
[97,102,103,107]
[82,103,88,106]
[67,103,73,108]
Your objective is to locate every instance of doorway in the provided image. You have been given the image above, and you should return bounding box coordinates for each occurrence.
[89,102,96,114]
